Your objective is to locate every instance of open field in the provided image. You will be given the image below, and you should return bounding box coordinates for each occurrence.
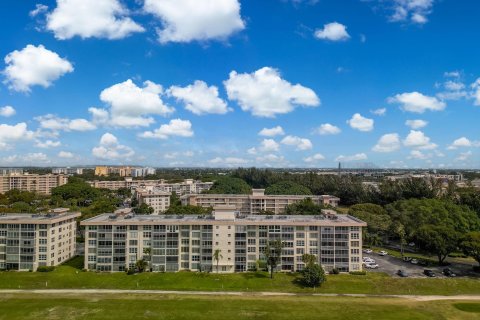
[0,292,479,320]
[0,257,479,295]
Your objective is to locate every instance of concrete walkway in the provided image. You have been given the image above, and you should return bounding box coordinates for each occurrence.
[1,289,480,301]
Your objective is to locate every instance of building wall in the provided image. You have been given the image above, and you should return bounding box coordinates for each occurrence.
[0,212,80,271]
[0,174,68,195]
[82,213,363,273]
[137,192,171,214]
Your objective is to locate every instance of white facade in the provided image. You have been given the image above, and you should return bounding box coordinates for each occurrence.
[136,189,171,214]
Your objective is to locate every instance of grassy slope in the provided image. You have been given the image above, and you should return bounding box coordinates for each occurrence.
[0,293,479,320]
[0,257,479,295]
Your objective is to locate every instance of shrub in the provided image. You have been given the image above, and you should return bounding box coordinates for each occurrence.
[330,268,340,275]
[126,268,135,275]
[37,266,55,272]
[349,271,367,275]
[301,264,326,287]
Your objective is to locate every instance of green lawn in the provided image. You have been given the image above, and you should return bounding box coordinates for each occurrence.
[0,293,479,320]
[0,256,479,295]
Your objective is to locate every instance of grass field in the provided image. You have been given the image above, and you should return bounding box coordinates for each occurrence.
[0,293,479,320]
[0,257,479,295]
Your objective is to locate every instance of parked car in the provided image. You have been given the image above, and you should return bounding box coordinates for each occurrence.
[403,256,412,262]
[424,269,436,277]
[378,251,388,256]
[365,263,379,269]
[408,242,415,247]
[443,268,456,277]
[363,249,373,254]
[363,259,375,265]
[410,259,419,264]
[397,270,408,277]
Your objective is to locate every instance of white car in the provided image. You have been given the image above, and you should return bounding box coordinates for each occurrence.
[378,251,388,256]
[410,259,419,264]
[363,258,376,264]
[365,263,379,269]
[363,249,373,254]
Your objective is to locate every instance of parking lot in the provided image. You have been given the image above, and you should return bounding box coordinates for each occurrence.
[363,251,477,278]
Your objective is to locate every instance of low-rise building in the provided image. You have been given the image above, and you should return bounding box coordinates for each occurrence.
[181,189,340,215]
[81,206,365,273]
[0,210,80,271]
[135,189,171,214]
[0,173,68,195]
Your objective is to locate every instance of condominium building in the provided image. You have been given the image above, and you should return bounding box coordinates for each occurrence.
[81,206,365,273]
[94,166,156,177]
[0,173,68,195]
[0,168,24,175]
[88,178,213,195]
[181,189,340,215]
[0,209,80,271]
[52,167,84,175]
[135,189,171,214]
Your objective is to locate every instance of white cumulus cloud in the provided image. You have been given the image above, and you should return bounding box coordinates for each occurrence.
[335,153,368,162]
[259,139,280,152]
[372,133,401,152]
[281,135,313,150]
[258,126,285,137]
[224,67,320,117]
[58,151,74,158]
[46,0,144,40]
[3,44,73,92]
[304,153,325,163]
[140,119,194,139]
[35,114,96,132]
[144,0,244,43]
[35,140,61,148]
[0,106,16,117]
[405,119,428,129]
[447,137,480,150]
[168,80,229,115]
[371,108,387,116]
[314,123,341,135]
[347,113,374,132]
[208,157,249,166]
[0,123,35,148]
[388,92,445,113]
[403,130,437,149]
[314,22,350,41]
[92,132,134,160]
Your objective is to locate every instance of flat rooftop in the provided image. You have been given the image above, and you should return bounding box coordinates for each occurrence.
[0,212,81,223]
[81,212,365,226]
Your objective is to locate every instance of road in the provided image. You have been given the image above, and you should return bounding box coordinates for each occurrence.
[1,289,480,301]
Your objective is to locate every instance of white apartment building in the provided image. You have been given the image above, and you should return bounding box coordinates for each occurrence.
[0,210,80,271]
[52,167,84,175]
[136,189,171,214]
[0,173,68,195]
[81,206,365,273]
[181,189,340,215]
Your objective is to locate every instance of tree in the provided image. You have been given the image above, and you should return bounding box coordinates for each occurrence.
[265,181,312,195]
[415,225,460,264]
[300,254,326,287]
[391,221,407,257]
[301,254,317,265]
[213,249,223,273]
[143,247,152,271]
[206,177,252,194]
[349,203,391,245]
[134,203,154,214]
[264,240,284,279]
[285,198,326,215]
[460,232,480,267]
[135,259,148,273]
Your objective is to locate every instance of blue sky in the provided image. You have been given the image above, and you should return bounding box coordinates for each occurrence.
[0,0,479,168]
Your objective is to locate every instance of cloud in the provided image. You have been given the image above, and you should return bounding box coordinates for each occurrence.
[29,4,48,17]
[35,140,61,148]
[168,80,230,115]
[408,150,430,160]
[58,151,74,158]
[437,78,467,101]
[405,119,428,129]
[403,130,437,149]
[281,135,313,150]
[388,92,445,113]
[0,123,35,148]
[304,153,325,163]
[46,0,144,40]
[256,154,285,165]
[444,71,460,78]
[144,0,244,43]
[472,78,480,106]
[92,132,134,160]
[23,153,49,163]
[0,153,50,165]
[389,0,435,25]
[347,113,374,132]
[371,108,386,116]
[99,79,173,127]
[372,133,401,152]
[224,67,320,117]
[3,44,73,92]
[455,151,472,161]
[140,119,194,139]
[314,22,350,41]
[208,157,249,166]
[0,106,15,117]
[258,126,285,137]
[447,137,480,150]
[35,114,96,132]
[335,153,367,162]
[314,123,341,135]
[259,139,280,152]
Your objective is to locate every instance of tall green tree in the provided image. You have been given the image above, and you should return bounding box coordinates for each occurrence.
[415,225,460,264]
[213,249,223,273]
[264,240,284,279]
[460,232,480,267]
[265,181,312,195]
[207,176,252,194]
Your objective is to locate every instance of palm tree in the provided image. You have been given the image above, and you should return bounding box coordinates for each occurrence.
[213,249,223,273]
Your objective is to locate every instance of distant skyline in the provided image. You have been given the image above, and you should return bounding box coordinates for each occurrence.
[0,0,479,169]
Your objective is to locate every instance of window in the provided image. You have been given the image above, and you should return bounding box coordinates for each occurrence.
[351,241,360,247]
[351,249,359,255]
[296,240,305,247]
[351,233,360,240]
